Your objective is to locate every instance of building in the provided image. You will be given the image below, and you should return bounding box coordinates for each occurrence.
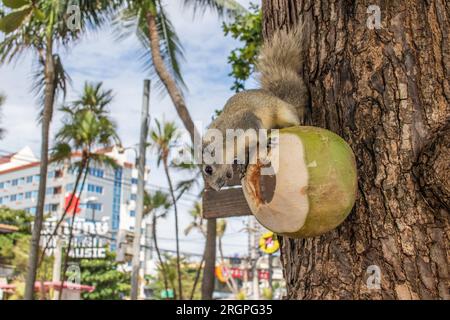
[0,146,139,250]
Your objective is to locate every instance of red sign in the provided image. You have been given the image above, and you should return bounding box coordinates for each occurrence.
[64,193,81,216]
[258,270,270,280]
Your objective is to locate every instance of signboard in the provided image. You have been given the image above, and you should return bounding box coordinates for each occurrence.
[259,231,279,254]
[41,216,110,259]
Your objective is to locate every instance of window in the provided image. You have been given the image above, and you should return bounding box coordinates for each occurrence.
[25,191,32,199]
[54,186,62,195]
[17,193,23,201]
[29,207,37,215]
[129,210,136,217]
[2,196,8,203]
[0,197,2,205]
[55,170,63,178]
[89,168,104,178]
[87,184,103,194]
[11,179,18,186]
[32,191,38,198]
[34,175,40,182]
[47,171,55,179]
[10,194,17,201]
[46,187,53,195]
[18,177,25,185]
[26,176,33,183]
[131,178,138,184]
[130,194,137,201]
[66,183,74,192]
[0,182,3,189]
[44,204,58,212]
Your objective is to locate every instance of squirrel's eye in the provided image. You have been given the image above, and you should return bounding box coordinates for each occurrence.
[233,159,239,165]
[204,165,213,176]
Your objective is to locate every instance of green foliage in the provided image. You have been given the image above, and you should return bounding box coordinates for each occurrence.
[78,251,131,300]
[53,81,121,168]
[223,3,262,92]
[0,207,32,275]
[150,119,180,166]
[146,255,201,300]
[144,190,171,216]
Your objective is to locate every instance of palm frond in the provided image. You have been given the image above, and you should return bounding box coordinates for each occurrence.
[32,53,70,121]
[182,0,246,18]
[114,1,186,96]
[155,1,186,90]
[50,141,72,163]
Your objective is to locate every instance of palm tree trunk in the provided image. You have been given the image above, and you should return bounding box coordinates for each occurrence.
[146,12,199,144]
[152,211,170,297]
[162,158,183,299]
[262,0,450,299]
[24,44,56,300]
[201,218,216,300]
[190,254,205,300]
[38,159,85,267]
[59,160,89,300]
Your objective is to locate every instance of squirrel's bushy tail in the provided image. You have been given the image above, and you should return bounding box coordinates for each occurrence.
[257,23,308,118]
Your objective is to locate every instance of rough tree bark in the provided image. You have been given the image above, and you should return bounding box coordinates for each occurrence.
[262,0,449,299]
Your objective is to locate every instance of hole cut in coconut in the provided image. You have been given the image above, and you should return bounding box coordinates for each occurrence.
[242,133,310,234]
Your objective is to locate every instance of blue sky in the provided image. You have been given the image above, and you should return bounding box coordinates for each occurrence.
[0,0,258,258]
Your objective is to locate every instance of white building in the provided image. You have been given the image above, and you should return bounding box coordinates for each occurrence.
[0,146,141,252]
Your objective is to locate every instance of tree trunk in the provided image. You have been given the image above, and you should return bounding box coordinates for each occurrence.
[152,211,170,296]
[24,46,56,300]
[146,12,199,144]
[163,159,183,299]
[262,0,449,300]
[201,218,217,299]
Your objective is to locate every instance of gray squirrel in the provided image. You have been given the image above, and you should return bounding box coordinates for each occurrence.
[202,23,309,191]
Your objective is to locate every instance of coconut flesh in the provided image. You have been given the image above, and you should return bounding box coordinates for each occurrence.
[242,126,357,238]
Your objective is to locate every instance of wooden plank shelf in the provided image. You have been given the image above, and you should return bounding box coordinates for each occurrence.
[202,165,252,219]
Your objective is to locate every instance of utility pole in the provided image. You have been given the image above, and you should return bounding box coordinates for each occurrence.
[52,160,69,299]
[130,79,151,300]
[249,217,260,300]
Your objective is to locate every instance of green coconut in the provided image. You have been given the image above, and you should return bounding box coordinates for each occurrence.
[242,126,357,238]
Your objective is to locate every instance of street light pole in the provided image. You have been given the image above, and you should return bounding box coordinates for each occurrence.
[130,79,151,300]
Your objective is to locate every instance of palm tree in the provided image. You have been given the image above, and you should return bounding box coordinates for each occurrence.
[0,0,123,299]
[150,119,184,299]
[117,0,243,143]
[116,0,244,300]
[143,190,171,296]
[51,81,121,299]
